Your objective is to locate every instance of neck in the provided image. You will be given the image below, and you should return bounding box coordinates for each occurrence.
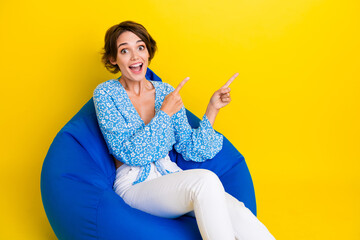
[119,76,151,96]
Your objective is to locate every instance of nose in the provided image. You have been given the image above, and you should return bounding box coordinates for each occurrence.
[130,50,139,61]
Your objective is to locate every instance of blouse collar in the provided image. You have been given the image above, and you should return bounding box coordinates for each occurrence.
[113,78,161,126]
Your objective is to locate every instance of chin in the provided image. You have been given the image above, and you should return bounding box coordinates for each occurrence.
[122,72,146,82]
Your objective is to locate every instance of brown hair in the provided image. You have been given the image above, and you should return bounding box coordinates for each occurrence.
[102,21,157,74]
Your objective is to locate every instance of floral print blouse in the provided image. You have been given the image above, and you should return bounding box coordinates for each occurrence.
[93,78,223,185]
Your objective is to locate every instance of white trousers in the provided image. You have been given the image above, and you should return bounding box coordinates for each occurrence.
[114,160,276,240]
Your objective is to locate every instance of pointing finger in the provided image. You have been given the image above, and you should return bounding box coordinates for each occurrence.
[220,88,230,94]
[174,77,190,94]
[222,73,239,89]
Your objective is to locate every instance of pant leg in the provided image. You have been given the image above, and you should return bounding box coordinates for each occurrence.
[121,169,236,240]
[225,193,276,240]
[185,193,276,240]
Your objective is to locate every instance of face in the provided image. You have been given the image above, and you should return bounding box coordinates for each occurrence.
[110,31,149,82]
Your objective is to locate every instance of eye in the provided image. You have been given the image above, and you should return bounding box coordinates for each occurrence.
[138,45,145,51]
[120,48,128,54]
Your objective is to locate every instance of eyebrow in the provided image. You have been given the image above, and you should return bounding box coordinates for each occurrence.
[118,40,144,48]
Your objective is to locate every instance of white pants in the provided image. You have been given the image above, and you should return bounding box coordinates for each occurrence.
[114,160,276,240]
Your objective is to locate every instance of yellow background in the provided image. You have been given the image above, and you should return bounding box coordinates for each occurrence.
[0,0,359,239]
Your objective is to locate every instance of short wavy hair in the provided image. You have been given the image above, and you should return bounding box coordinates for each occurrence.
[102,21,157,74]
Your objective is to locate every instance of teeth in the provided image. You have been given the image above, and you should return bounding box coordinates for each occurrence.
[130,63,142,67]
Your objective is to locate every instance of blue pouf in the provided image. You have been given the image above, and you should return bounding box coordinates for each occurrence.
[40,68,256,240]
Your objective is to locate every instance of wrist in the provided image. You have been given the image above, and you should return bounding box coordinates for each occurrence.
[206,103,219,114]
[160,107,173,117]
[205,104,219,126]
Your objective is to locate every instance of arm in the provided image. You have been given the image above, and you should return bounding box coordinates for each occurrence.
[205,104,219,127]
[171,105,223,162]
[161,80,223,162]
[205,72,239,126]
[93,86,175,166]
[167,72,239,161]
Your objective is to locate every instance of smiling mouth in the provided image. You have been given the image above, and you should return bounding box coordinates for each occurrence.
[129,63,143,73]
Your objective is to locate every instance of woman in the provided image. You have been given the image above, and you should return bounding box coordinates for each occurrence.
[93,21,275,240]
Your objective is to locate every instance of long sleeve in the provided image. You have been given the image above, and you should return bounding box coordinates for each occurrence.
[93,83,175,167]
[163,84,224,162]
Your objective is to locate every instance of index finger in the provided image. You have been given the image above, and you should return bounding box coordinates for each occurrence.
[222,73,239,88]
[173,77,190,94]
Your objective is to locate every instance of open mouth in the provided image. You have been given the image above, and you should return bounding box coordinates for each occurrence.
[129,63,143,73]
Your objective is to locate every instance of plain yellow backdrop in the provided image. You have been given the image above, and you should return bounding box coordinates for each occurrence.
[0,0,359,239]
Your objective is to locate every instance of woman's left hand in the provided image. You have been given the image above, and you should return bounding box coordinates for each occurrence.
[208,73,239,110]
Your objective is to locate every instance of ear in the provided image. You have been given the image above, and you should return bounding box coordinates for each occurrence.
[109,56,117,65]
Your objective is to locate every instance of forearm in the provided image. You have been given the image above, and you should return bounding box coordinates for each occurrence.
[173,109,223,161]
[205,103,219,127]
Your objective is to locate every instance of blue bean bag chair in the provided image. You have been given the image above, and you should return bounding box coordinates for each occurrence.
[40,68,256,240]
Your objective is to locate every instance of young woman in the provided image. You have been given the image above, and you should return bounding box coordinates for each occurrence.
[93,20,275,240]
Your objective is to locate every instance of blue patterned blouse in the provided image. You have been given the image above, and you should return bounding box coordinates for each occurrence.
[93,78,223,185]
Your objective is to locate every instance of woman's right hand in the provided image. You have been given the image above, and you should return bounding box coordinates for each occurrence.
[160,77,190,117]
